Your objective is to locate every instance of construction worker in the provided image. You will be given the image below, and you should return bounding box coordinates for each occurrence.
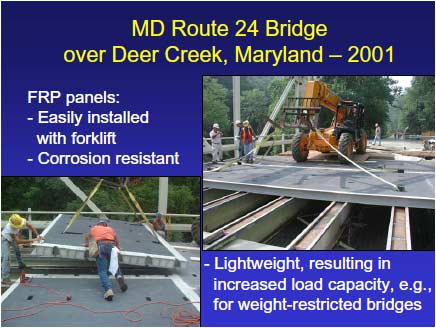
[1,214,43,284]
[235,120,244,159]
[241,120,257,163]
[209,123,223,163]
[372,123,382,146]
[84,220,127,301]
[151,212,166,239]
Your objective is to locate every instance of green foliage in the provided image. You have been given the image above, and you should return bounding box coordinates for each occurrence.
[321,76,399,136]
[240,89,268,133]
[400,76,435,134]
[1,177,199,223]
[203,76,231,136]
[203,76,287,137]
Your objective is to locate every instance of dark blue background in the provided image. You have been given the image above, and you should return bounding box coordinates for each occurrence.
[1,1,435,175]
[202,251,435,326]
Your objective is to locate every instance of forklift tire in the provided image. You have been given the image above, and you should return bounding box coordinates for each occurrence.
[191,218,201,245]
[338,132,354,164]
[291,133,309,162]
[356,129,367,154]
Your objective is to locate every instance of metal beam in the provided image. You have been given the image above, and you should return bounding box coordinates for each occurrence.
[1,211,198,219]
[203,192,275,232]
[287,202,352,250]
[386,207,412,250]
[203,137,292,154]
[222,239,285,250]
[158,177,168,214]
[203,179,434,209]
[255,77,297,154]
[206,197,308,250]
[203,188,234,204]
[233,76,241,158]
[59,177,108,219]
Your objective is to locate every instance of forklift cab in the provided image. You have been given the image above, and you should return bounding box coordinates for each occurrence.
[333,102,365,139]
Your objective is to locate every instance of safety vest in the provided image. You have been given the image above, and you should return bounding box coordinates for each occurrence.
[241,127,253,143]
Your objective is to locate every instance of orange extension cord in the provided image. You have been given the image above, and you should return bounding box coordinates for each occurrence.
[2,282,200,326]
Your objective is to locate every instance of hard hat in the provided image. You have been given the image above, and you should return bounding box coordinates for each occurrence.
[375,123,379,127]
[235,120,241,125]
[243,120,249,127]
[9,214,26,229]
[97,219,108,226]
[213,123,219,129]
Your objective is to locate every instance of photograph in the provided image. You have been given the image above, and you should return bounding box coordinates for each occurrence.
[1,177,200,326]
[203,75,435,251]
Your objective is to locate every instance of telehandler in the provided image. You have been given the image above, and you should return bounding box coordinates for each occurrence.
[278,80,366,163]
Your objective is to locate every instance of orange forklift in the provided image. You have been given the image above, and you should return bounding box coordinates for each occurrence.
[278,80,367,163]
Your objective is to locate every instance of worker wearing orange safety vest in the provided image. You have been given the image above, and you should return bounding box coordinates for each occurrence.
[84,220,128,301]
[240,120,257,163]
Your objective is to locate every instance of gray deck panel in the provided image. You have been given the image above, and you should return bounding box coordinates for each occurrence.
[204,157,435,209]
[2,277,199,327]
[44,215,172,256]
[172,246,200,295]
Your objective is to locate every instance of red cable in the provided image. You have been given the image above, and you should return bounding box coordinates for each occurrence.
[2,282,200,326]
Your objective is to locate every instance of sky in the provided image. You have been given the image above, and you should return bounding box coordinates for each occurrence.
[390,76,413,90]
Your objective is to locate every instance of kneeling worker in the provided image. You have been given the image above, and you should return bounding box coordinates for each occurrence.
[1,214,43,284]
[84,220,128,301]
[151,212,166,239]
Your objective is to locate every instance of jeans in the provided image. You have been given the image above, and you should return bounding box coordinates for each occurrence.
[238,140,244,157]
[96,243,123,292]
[1,238,10,279]
[244,142,254,161]
[372,136,381,146]
[11,239,24,266]
[2,237,25,280]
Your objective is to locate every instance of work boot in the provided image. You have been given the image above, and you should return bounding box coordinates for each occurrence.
[104,289,114,301]
[117,276,128,292]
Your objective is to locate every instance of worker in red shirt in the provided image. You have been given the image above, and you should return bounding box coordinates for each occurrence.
[151,212,166,239]
[84,220,127,301]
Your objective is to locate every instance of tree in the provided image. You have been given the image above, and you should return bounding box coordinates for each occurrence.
[240,89,269,133]
[321,76,399,136]
[400,76,435,134]
[203,76,231,136]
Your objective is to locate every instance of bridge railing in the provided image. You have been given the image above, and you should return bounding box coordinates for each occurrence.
[203,133,294,155]
[1,209,199,238]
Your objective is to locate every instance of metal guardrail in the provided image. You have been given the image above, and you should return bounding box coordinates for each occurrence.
[203,134,293,143]
[1,209,199,234]
[203,133,294,155]
[0,221,192,232]
[1,210,199,218]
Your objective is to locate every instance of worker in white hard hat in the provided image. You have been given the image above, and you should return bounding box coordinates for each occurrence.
[372,123,381,146]
[235,120,244,161]
[209,123,223,163]
[1,214,43,284]
[241,120,257,163]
